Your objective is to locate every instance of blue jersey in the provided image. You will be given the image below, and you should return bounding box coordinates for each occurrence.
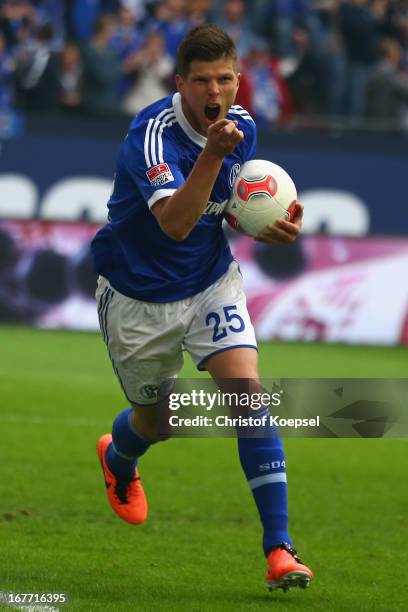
[91,92,257,302]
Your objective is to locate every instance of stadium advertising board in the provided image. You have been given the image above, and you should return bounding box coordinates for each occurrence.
[0,132,407,235]
[0,218,407,345]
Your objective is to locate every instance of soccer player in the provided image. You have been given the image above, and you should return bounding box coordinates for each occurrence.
[91,24,313,592]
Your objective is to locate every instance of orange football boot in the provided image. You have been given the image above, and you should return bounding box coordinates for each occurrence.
[96,434,148,525]
[266,543,313,591]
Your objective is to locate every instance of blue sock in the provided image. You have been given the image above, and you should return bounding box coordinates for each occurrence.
[237,411,292,556]
[105,408,151,480]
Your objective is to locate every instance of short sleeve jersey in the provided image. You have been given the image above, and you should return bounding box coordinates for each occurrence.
[91,92,257,302]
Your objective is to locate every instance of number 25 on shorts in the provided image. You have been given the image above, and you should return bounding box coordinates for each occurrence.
[206,305,245,342]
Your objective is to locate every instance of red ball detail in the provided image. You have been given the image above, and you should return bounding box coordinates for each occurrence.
[267,176,278,196]
[287,200,297,221]
[224,212,239,229]
[224,212,247,235]
[237,175,278,202]
[237,179,250,200]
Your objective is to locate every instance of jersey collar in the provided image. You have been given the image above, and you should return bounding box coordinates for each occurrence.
[173,92,207,149]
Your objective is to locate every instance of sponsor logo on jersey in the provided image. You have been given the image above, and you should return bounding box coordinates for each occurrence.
[146,163,174,186]
[204,199,228,216]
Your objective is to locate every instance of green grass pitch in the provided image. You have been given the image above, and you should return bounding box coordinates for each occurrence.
[0,326,407,611]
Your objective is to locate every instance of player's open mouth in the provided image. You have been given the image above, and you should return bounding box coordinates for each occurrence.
[204,104,221,121]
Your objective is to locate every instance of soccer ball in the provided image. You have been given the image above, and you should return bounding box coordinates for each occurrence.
[225,160,298,237]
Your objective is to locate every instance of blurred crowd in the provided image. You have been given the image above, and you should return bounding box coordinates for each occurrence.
[1,0,408,128]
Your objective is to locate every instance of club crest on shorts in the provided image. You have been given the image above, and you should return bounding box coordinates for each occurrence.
[140,384,159,400]
[229,163,241,188]
[146,163,174,186]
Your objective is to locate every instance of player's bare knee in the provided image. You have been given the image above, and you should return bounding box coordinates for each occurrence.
[204,347,259,380]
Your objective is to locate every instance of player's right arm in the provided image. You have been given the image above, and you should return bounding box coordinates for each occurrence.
[152,119,243,241]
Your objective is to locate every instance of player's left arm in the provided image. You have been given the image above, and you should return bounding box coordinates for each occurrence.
[255,202,304,244]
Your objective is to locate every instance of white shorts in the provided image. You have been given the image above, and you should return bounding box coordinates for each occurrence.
[95,261,257,405]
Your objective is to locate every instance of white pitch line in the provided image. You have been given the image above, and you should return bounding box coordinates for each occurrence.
[0,414,109,427]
